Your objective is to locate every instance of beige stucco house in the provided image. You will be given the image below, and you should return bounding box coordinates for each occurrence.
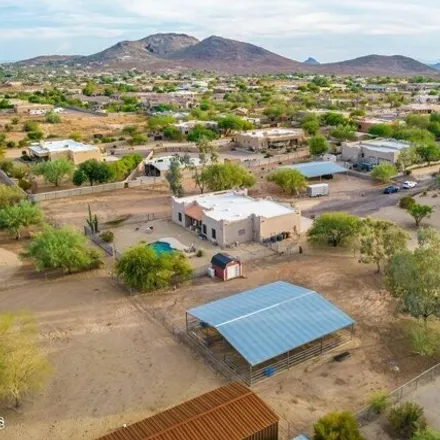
[234,128,305,151]
[172,190,301,248]
[28,140,102,165]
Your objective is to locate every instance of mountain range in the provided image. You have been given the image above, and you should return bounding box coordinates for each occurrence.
[10,33,439,76]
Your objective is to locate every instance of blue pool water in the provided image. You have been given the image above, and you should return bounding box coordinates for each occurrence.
[147,241,174,254]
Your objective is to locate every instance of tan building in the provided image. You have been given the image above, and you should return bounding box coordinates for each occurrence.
[28,140,102,165]
[355,117,396,133]
[13,102,53,114]
[234,128,305,151]
[341,138,411,164]
[172,190,301,248]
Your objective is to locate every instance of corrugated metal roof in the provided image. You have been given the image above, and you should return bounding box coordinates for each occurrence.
[96,382,279,440]
[280,161,347,178]
[187,281,354,366]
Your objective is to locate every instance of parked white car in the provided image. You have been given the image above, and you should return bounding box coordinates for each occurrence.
[402,181,417,189]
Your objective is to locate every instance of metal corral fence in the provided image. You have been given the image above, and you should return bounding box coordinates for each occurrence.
[356,361,440,426]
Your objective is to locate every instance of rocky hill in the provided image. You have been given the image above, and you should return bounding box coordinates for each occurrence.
[13,55,81,66]
[304,57,320,65]
[163,35,307,74]
[140,33,199,56]
[317,55,437,76]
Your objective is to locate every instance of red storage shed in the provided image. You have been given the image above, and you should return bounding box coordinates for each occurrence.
[211,253,242,281]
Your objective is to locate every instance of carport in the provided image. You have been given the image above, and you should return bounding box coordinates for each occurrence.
[280,161,348,179]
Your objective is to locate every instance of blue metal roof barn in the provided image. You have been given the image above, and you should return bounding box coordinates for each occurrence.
[280,161,347,178]
[186,281,355,384]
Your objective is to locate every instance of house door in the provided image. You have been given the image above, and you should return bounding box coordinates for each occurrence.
[226,264,240,280]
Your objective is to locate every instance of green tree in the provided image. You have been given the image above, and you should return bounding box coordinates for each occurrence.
[187,124,217,142]
[308,135,329,156]
[23,120,40,133]
[199,163,256,192]
[368,124,394,138]
[165,157,184,197]
[22,225,102,274]
[72,159,113,186]
[115,246,191,292]
[408,204,434,227]
[415,142,440,165]
[308,212,361,247]
[313,411,365,440]
[330,125,356,142]
[0,185,24,209]
[217,115,253,135]
[263,105,285,121]
[412,428,440,440]
[320,112,347,126]
[267,168,307,195]
[0,312,51,408]
[357,218,409,273]
[397,147,418,171]
[82,82,96,96]
[385,228,440,326]
[0,201,43,239]
[406,114,430,130]
[370,163,397,183]
[192,138,219,193]
[45,111,61,124]
[301,118,320,136]
[146,115,175,131]
[31,159,74,187]
[163,126,184,141]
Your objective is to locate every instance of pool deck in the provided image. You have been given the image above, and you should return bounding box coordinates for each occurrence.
[159,237,188,252]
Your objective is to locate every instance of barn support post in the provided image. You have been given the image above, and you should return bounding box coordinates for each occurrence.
[351,323,355,339]
[185,313,188,332]
[320,337,323,355]
[249,365,252,387]
[287,351,290,369]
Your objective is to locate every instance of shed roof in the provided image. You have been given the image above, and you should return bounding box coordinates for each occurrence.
[96,382,279,440]
[211,253,239,269]
[187,281,354,366]
[279,161,347,178]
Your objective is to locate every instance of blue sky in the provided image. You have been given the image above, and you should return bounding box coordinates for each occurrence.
[1,0,439,63]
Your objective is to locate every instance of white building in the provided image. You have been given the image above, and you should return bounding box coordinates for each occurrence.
[234,128,305,151]
[173,120,218,135]
[341,138,411,164]
[144,155,202,177]
[172,190,301,247]
[28,140,102,164]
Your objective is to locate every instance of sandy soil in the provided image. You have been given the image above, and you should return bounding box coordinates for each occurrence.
[0,247,22,283]
[0,271,223,440]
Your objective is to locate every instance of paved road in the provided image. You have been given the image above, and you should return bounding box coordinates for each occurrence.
[303,179,435,218]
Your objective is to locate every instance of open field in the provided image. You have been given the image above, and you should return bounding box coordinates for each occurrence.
[2,239,439,439]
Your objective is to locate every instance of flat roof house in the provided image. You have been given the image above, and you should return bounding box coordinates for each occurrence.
[234,128,305,151]
[28,140,102,165]
[341,138,411,164]
[172,190,301,247]
[144,155,201,177]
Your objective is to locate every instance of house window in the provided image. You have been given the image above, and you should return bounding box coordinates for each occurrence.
[238,229,246,236]
[212,228,216,239]
[178,212,182,223]
[202,224,207,234]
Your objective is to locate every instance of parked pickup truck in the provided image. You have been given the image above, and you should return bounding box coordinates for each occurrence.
[383,185,400,194]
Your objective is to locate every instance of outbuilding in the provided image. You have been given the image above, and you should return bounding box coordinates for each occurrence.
[211,253,242,281]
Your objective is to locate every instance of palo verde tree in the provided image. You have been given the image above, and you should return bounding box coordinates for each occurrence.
[165,157,184,197]
[115,245,192,293]
[267,168,307,196]
[370,162,397,183]
[191,138,219,193]
[407,203,434,227]
[308,212,362,247]
[357,218,409,273]
[385,227,440,327]
[72,159,113,186]
[0,185,24,209]
[0,200,43,239]
[217,115,253,136]
[0,312,51,408]
[31,159,74,187]
[199,162,256,192]
[22,225,102,274]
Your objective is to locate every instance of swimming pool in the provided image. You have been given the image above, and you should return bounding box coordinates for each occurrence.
[147,241,174,254]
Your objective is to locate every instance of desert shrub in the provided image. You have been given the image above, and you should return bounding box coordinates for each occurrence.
[313,411,364,440]
[99,230,114,243]
[368,391,389,414]
[196,249,204,257]
[400,196,416,210]
[18,179,32,192]
[387,402,427,439]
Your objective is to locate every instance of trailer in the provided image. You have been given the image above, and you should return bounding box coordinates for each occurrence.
[307,183,329,197]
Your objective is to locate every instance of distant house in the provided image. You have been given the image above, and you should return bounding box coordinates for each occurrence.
[72,94,114,111]
[28,140,102,165]
[173,120,218,135]
[363,85,398,93]
[172,189,301,247]
[341,138,411,164]
[402,103,440,114]
[355,117,396,133]
[144,155,201,177]
[234,128,305,151]
[125,92,196,110]
[13,102,53,115]
[96,382,279,440]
